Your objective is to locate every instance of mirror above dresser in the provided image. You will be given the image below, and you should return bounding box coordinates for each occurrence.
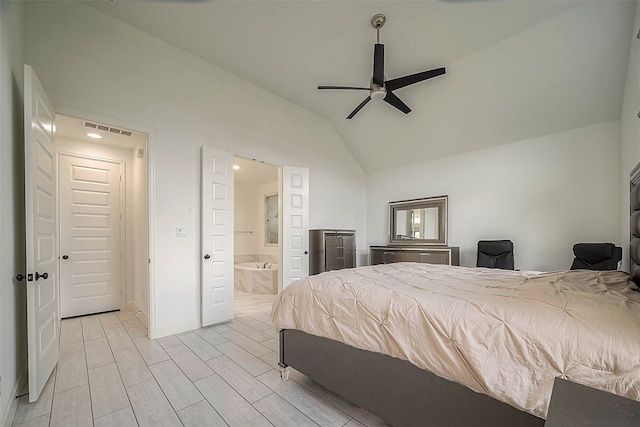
[371,195,459,266]
[389,196,447,245]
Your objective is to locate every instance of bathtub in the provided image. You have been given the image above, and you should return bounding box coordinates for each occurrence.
[234,262,279,294]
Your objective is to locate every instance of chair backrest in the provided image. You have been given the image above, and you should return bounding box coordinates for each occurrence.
[570,243,622,271]
[477,240,514,270]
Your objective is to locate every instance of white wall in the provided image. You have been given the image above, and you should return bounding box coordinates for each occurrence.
[620,1,640,271]
[234,182,259,257]
[367,121,622,272]
[23,1,367,337]
[233,179,279,261]
[0,1,26,425]
[258,180,279,258]
[131,139,148,313]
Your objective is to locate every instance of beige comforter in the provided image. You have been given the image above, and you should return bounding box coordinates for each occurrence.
[271,263,640,418]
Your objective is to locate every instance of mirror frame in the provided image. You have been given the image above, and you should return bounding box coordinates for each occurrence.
[389,196,448,246]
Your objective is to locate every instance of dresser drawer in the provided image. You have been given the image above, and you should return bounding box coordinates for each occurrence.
[370,246,459,266]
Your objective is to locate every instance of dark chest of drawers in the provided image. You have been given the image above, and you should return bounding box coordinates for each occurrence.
[309,229,356,275]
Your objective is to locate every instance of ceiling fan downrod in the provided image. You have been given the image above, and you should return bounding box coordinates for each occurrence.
[371,13,386,44]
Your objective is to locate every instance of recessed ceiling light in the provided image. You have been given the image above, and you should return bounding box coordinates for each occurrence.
[87,133,103,139]
[233,165,240,170]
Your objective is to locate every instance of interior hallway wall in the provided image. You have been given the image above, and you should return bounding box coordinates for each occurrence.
[131,139,148,314]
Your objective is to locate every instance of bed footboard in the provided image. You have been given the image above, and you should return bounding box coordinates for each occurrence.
[279,329,544,427]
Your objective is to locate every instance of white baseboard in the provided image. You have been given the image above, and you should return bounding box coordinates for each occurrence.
[154,319,200,339]
[126,301,149,329]
[125,301,143,313]
[1,358,27,427]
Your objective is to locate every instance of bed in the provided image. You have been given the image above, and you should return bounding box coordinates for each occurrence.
[271,263,640,426]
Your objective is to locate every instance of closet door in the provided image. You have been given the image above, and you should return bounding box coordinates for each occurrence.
[58,154,122,318]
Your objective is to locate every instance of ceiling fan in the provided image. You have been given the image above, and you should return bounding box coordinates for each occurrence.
[318,14,446,119]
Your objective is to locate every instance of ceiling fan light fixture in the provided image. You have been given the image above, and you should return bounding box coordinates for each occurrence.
[370,88,386,101]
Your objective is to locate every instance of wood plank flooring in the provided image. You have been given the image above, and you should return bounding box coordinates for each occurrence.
[12,293,389,427]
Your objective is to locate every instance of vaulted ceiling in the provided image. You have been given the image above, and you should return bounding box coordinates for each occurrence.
[88,1,636,173]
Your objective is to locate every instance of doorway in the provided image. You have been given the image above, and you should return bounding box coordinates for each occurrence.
[55,113,149,322]
[233,156,280,313]
[58,153,122,317]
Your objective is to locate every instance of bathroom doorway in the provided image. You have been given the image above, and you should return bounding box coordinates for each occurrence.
[233,156,280,314]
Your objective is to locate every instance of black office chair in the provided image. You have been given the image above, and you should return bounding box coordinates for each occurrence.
[476,240,515,270]
[570,243,622,271]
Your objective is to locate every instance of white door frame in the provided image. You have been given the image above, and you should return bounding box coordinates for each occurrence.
[54,107,156,336]
[232,152,309,293]
[56,150,126,315]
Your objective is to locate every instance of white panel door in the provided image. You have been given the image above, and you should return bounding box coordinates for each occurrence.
[281,166,309,288]
[59,154,122,318]
[24,65,58,402]
[201,146,234,326]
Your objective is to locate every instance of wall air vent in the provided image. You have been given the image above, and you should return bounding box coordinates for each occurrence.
[85,122,133,137]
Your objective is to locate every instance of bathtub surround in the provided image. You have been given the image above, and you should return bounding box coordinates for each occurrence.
[233,254,279,295]
[234,263,279,295]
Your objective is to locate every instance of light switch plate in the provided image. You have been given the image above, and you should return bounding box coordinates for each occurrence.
[176,227,188,237]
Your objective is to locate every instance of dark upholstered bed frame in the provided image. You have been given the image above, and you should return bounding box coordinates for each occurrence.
[278,329,544,427]
[277,163,640,426]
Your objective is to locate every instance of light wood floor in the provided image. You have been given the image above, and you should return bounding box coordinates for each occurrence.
[11,293,388,427]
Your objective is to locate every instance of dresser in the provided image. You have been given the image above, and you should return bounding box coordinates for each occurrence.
[309,229,356,275]
[370,245,460,266]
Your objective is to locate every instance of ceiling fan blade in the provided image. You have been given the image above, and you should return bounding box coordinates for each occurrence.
[385,67,446,91]
[383,91,411,114]
[347,96,372,119]
[373,44,384,86]
[318,86,370,90]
